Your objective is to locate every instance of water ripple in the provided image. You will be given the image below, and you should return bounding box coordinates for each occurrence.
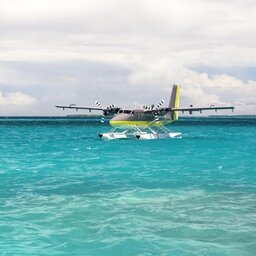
[0,118,255,255]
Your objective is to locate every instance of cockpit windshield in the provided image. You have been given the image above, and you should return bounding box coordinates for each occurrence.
[119,110,131,114]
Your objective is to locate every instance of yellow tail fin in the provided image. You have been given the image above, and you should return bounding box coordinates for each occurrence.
[168,85,180,120]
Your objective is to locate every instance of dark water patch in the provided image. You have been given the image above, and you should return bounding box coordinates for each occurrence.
[0,116,256,127]
[172,116,256,126]
[0,117,103,127]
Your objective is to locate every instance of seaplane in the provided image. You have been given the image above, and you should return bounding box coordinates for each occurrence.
[56,85,234,140]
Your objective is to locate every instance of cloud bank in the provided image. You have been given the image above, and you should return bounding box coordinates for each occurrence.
[0,0,255,115]
[0,91,37,106]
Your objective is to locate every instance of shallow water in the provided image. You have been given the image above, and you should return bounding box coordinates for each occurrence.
[0,117,256,255]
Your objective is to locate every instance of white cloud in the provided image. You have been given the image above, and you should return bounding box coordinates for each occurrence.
[0,91,37,106]
[0,0,255,115]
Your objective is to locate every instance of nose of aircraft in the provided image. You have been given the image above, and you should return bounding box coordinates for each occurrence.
[109,113,131,127]
[110,113,129,121]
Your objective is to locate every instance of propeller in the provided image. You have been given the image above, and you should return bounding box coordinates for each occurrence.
[107,104,115,110]
[143,105,151,110]
[143,100,164,110]
[101,113,106,123]
[156,99,164,109]
[153,112,160,124]
[95,100,105,123]
[95,100,103,109]
[95,101,117,123]
[153,99,164,122]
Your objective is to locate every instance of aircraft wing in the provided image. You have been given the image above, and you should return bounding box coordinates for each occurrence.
[55,104,121,115]
[145,106,234,114]
[171,106,235,113]
[55,104,103,111]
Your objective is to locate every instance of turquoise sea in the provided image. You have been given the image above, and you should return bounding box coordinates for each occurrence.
[0,116,255,256]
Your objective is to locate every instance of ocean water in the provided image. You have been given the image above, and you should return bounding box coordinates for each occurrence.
[0,116,255,256]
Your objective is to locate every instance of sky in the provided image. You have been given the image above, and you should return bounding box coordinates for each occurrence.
[0,0,256,116]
